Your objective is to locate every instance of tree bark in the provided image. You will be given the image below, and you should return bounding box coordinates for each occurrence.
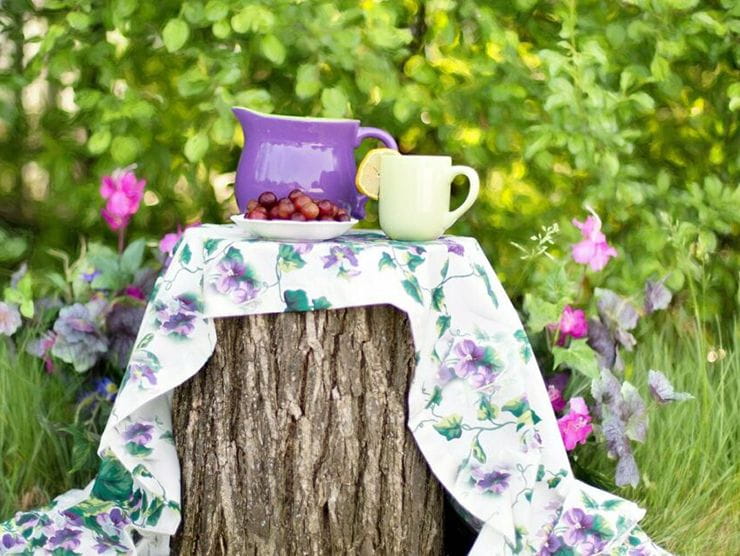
[172,305,444,555]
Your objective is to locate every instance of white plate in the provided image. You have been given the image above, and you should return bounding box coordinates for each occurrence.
[230,214,358,241]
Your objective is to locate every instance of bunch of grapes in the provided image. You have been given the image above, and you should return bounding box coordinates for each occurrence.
[245,190,351,222]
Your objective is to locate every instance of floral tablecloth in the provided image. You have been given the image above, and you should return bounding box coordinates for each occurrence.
[1,226,667,555]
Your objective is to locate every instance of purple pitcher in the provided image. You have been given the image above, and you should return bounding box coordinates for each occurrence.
[232,107,397,219]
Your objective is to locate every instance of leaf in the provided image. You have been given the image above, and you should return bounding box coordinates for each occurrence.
[581,491,599,510]
[513,329,533,362]
[406,253,424,271]
[184,132,209,163]
[440,259,449,278]
[204,0,228,21]
[401,277,423,304]
[91,457,133,501]
[88,128,111,154]
[121,239,146,274]
[321,87,349,118]
[523,294,560,332]
[536,465,545,481]
[474,264,498,307]
[311,297,331,310]
[162,19,189,53]
[436,315,451,337]
[596,288,639,331]
[601,498,623,510]
[629,92,656,112]
[433,414,463,441]
[295,64,321,99]
[125,442,153,458]
[283,289,311,312]
[552,340,600,379]
[647,369,694,404]
[621,381,647,442]
[204,238,223,256]
[589,515,614,538]
[547,476,562,489]
[477,397,498,421]
[431,287,445,311]
[425,386,442,408]
[472,437,486,463]
[136,333,154,350]
[277,244,306,271]
[145,498,165,526]
[378,252,396,270]
[260,34,286,65]
[179,244,192,265]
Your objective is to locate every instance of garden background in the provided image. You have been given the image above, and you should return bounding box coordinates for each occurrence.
[0,0,738,553]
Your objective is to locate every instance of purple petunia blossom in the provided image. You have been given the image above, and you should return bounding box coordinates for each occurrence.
[537,533,562,555]
[441,237,465,256]
[454,340,485,378]
[128,360,157,387]
[470,466,511,494]
[436,365,455,385]
[469,366,497,389]
[154,295,200,338]
[123,422,154,446]
[96,507,128,537]
[231,280,258,304]
[94,377,118,402]
[561,508,594,546]
[1,533,25,550]
[61,510,83,526]
[0,302,22,336]
[82,269,101,283]
[322,246,358,269]
[215,257,246,294]
[93,535,130,554]
[46,527,82,550]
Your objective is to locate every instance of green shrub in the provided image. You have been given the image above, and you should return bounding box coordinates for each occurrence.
[0,0,737,322]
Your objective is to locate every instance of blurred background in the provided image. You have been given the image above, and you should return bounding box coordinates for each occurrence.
[1,0,737,315]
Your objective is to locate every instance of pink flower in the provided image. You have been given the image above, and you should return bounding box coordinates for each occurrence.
[0,302,22,336]
[158,222,200,256]
[123,286,145,300]
[548,385,566,412]
[100,167,146,231]
[571,211,617,271]
[557,396,592,451]
[552,305,588,346]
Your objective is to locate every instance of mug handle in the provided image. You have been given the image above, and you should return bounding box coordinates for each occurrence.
[355,127,398,149]
[443,165,480,229]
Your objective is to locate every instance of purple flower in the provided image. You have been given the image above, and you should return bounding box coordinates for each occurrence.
[548,385,566,413]
[215,257,246,294]
[96,507,128,536]
[0,302,22,336]
[123,422,154,446]
[557,397,593,451]
[437,366,455,384]
[470,466,511,494]
[441,237,465,255]
[100,166,146,231]
[469,366,497,388]
[95,377,118,402]
[46,527,82,550]
[551,306,588,346]
[82,269,101,283]
[537,533,562,555]
[62,509,83,526]
[27,331,57,373]
[322,246,358,269]
[128,360,157,386]
[154,294,201,338]
[231,280,258,304]
[94,535,130,554]
[106,303,145,369]
[454,340,485,378]
[52,301,109,372]
[1,533,25,550]
[561,508,594,546]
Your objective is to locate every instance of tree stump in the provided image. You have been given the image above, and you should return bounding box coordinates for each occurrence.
[172,305,444,555]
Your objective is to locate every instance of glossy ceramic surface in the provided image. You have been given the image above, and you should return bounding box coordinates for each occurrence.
[232,108,397,219]
[230,214,358,241]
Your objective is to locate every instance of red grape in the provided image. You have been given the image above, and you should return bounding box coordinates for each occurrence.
[293,194,311,209]
[258,191,278,209]
[277,198,295,219]
[318,215,335,221]
[246,199,259,212]
[247,208,268,220]
[269,205,280,219]
[288,189,304,202]
[290,212,307,221]
[336,213,351,222]
[317,200,336,217]
[300,202,320,220]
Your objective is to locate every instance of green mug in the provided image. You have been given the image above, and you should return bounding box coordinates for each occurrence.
[378,155,480,241]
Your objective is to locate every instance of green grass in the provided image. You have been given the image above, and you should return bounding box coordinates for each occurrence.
[576,319,740,554]
[0,337,90,521]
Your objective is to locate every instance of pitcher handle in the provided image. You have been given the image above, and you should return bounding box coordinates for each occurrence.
[443,165,480,230]
[355,127,398,150]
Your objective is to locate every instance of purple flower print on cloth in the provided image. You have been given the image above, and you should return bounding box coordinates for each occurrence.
[46,527,82,551]
[211,247,260,304]
[93,535,130,554]
[440,237,465,256]
[537,533,562,555]
[96,508,128,537]
[123,422,154,446]
[153,293,202,338]
[469,366,497,388]
[437,365,455,385]
[454,340,485,378]
[1,533,25,550]
[61,510,83,527]
[561,508,594,546]
[470,466,511,494]
[322,246,358,268]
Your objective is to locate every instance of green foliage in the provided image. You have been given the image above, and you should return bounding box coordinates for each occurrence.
[0,0,736,323]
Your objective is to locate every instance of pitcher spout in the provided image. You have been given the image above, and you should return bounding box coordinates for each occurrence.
[232,106,265,132]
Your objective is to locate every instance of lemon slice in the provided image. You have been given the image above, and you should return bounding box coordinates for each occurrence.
[355,148,400,200]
